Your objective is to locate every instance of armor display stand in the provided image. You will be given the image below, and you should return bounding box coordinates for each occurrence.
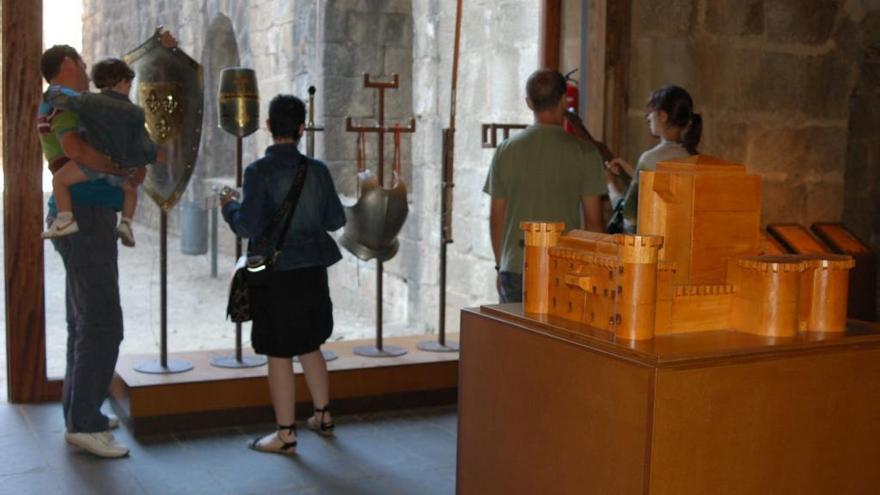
[346,74,416,358]
[128,32,203,375]
[419,0,463,353]
[211,68,266,369]
[295,85,338,364]
[134,211,195,374]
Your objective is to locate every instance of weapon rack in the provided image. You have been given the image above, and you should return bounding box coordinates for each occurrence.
[345,74,416,357]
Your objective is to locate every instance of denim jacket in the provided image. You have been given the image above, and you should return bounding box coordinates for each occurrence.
[222,144,346,271]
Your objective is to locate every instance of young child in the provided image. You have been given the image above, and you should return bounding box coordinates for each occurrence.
[42,58,163,247]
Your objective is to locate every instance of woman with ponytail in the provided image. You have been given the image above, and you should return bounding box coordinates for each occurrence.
[606,85,702,233]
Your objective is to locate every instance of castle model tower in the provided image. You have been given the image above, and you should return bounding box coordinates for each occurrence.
[520,155,855,341]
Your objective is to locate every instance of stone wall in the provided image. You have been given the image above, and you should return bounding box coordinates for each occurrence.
[81,0,418,332]
[83,0,879,335]
[625,0,872,227]
[81,0,324,259]
[314,0,415,329]
[409,0,540,332]
[843,8,880,253]
[843,6,880,316]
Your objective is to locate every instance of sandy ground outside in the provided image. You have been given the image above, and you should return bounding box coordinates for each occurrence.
[0,194,406,389]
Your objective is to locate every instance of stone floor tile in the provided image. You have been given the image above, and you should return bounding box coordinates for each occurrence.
[375,465,456,495]
[321,429,439,474]
[388,424,457,468]
[0,469,62,495]
[53,461,148,495]
[0,403,32,435]
[292,475,401,495]
[0,430,49,476]
[17,402,67,433]
[4,402,459,495]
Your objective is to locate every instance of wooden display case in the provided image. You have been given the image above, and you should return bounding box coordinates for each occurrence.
[458,305,880,494]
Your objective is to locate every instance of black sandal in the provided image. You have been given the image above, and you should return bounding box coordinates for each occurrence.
[249,423,297,454]
[307,406,335,436]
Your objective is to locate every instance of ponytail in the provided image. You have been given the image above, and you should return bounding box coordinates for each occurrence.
[682,112,702,155]
[647,85,701,155]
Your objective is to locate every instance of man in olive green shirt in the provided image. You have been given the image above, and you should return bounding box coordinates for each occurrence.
[483,69,607,302]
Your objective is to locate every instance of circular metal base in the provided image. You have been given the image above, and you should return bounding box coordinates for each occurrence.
[416,340,460,353]
[210,355,267,369]
[134,358,194,374]
[353,345,407,358]
[293,350,338,363]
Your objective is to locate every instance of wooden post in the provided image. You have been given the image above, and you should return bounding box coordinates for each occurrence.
[539,0,562,70]
[3,0,55,402]
[604,0,632,162]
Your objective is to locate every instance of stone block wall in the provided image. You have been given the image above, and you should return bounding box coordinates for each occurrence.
[82,0,878,334]
[844,9,880,251]
[625,0,869,227]
[844,7,880,316]
[81,0,323,258]
[306,0,416,329]
[81,0,417,331]
[409,0,540,332]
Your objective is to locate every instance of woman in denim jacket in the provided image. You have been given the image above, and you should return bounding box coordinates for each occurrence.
[221,94,345,454]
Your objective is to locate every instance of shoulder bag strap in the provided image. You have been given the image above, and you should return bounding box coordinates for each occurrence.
[250,154,308,258]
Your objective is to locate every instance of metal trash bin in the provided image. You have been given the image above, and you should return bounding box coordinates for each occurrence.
[180,200,208,255]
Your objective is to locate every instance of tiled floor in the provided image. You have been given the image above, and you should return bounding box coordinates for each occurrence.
[0,401,457,495]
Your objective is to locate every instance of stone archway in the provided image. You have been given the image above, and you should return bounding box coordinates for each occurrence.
[195,13,241,195]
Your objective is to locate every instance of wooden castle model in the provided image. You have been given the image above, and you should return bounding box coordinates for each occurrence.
[522,155,854,340]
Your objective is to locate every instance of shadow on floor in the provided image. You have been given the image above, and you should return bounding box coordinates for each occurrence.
[0,401,457,495]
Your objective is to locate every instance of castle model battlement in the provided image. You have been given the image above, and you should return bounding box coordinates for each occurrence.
[521,155,854,340]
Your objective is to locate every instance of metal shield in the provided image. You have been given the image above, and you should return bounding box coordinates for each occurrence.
[124,33,204,211]
[218,67,259,137]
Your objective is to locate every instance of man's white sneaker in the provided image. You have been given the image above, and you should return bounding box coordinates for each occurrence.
[41,219,79,239]
[117,221,135,247]
[64,431,129,458]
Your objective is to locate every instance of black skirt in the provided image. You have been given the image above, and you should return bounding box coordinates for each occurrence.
[248,265,333,358]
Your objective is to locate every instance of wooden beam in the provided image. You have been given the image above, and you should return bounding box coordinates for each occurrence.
[539,0,562,69]
[585,0,607,140]
[604,0,632,159]
[3,0,49,403]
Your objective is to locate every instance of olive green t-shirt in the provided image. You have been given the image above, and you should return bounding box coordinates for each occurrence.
[483,124,607,274]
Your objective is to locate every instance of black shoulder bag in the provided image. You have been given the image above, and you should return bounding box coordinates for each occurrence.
[227,158,308,322]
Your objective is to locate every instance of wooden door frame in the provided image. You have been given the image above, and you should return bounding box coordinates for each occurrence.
[3,0,62,403]
[539,0,631,155]
[539,0,562,70]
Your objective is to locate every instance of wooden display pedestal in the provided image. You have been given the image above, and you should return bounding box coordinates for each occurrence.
[457,305,880,495]
[111,334,458,436]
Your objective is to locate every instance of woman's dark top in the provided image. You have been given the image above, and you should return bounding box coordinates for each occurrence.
[222,143,346,271]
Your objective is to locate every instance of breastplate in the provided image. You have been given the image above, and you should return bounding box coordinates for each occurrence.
[339,170,409,261]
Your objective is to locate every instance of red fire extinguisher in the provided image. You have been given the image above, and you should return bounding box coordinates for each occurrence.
[563,68,579,135]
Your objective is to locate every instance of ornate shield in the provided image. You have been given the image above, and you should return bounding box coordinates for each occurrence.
[140,82,183,144]
[124,33,204,211]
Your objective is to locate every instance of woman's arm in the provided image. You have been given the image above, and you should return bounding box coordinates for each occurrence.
[320,166,346,231]
[606,157,635,178]
[222,166,269,239]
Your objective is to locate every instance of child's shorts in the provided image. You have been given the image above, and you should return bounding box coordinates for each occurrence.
[78,162,126,187]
